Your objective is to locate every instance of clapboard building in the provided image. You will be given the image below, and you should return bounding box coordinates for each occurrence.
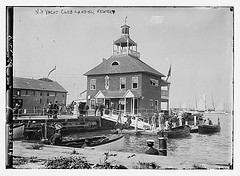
[84,22,170,116]
[13,77,68,113]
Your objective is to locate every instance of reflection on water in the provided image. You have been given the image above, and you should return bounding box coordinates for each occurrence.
[65,113,232,165]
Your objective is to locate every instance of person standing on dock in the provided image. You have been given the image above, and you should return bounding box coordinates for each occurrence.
[145,139,159,155]
[53,101,59,119]
[151,113,157,131]
[73,102,79,118]
[95,103,99,116]
[47,102,52,118]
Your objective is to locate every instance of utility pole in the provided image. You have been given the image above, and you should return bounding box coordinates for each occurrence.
[6,6,13,168]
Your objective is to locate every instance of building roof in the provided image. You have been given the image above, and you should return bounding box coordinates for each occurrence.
[114,36,137,47]
[84,55,166,77]
[13,77,68,93]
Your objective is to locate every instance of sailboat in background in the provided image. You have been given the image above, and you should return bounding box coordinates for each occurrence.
[197,93,206,112]
[212,99,228,114]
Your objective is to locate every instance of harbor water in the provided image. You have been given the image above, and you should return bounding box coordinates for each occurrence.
[64,113,232,166]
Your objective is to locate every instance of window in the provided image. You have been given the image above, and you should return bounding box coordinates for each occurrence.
[63,93,65,97]
[40,98,42,104]
[155,100,158,111]
[150,99,153,106]
[132,77,138,89]
[122,28,129,34]
[16,90,21,97]
[105,76,109,90]
[120,77,126,89]
[150,78,159,87]
[26,90,29,95]
[90,79,96,90]
[90,99,95,109]
[111,61,120,66]
[47,92,49,96]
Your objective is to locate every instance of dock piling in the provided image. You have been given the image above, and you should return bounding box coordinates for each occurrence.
[158,137,167,156]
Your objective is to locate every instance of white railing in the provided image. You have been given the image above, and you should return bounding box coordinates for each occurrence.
[128,49,140,58]
[113,49,140,58]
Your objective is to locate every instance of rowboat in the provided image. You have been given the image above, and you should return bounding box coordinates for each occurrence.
[58,134,124,151]
[190,126,198,133]
[198,124,221,134]
[198,117,221,134]
[102,113,151,130]
[162,125,191,138]
[13,123,25,139]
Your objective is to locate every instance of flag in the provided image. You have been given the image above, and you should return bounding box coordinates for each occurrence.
[166,64,171,81]
[47,66,56,78]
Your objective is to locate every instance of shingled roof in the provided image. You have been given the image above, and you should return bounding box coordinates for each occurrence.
[84,55,166,77]
[13,77,68,92]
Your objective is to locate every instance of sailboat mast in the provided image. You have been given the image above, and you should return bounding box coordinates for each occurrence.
[195,96,198,110]
[212,96,215,110]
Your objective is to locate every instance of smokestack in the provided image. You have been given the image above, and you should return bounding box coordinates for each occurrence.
[102,58,107,63]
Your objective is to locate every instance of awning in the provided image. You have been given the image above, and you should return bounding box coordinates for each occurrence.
[95,90,141,99]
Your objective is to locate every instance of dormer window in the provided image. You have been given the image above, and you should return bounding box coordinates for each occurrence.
[111,61,120,66]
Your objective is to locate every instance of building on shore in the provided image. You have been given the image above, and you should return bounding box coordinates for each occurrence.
[84,22,170,117]
[13,77,68,114]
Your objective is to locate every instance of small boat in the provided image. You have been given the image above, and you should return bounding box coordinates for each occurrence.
[198,124,221,134]
[13,123,25,139]
[102,114,151,130]
[198,117,221,134]
[58,134,124,151]
[162,125,191,138]
[190,126,198,133]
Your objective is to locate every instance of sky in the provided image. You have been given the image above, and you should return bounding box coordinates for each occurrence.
[13,6,233,109]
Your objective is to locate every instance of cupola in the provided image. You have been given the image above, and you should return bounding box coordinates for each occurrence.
[112,17,140,59]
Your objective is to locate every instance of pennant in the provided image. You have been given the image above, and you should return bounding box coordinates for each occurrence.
[47,66,56,78]
[166,64,171,81]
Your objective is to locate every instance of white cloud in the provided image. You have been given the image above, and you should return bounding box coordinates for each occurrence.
[150,16,164,24]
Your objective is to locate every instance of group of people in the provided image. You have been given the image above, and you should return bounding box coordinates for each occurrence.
[46,101,59,119]
[94,103,105,116]
[72,101,89,118]
[203,118,213,125]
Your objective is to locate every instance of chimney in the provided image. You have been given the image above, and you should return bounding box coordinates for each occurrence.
[102,58,107,63]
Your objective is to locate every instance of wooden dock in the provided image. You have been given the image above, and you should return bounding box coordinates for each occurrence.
[13,140,229,169]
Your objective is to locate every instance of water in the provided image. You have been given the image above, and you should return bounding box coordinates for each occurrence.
[64,113,233,166]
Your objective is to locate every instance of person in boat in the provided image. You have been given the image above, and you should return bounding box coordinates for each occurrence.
[164,120,169,130]
[81,139,92,148]
[126,115,132,128]
[50,129,62,145]
[145,139,159,155]
[208,118,213,125]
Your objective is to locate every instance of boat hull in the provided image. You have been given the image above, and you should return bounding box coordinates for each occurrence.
[86,135,124,151]
[163,125,191,138]
[13,123,25,139]
[198,125,221,134]
[190,126,198,133]
[59,134,124,151]
[102,114,151,130]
